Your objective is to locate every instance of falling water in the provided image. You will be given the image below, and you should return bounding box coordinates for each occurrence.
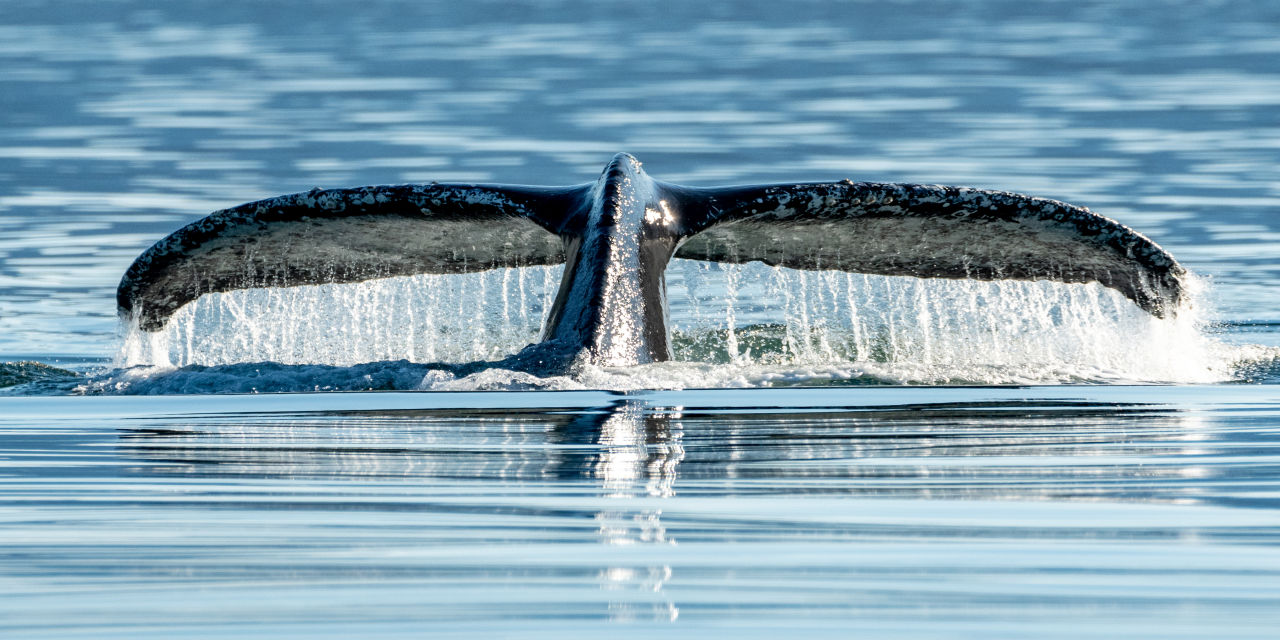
[118,266,564,369]
[116,260,1241,384]
[667,261,1229,384]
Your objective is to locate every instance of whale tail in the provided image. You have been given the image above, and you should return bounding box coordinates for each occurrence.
[118,165,1186,364]
[117,183,590,331]
[670,181,1185,317]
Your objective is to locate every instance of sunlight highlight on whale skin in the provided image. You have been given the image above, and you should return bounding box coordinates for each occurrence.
[110,259,1257,388]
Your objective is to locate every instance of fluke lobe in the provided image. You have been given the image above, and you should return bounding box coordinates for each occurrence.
[118,153,1187,369]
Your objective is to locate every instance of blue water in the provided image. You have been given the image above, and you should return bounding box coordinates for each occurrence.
[5,387,1280,638]
[2,0,1280,636]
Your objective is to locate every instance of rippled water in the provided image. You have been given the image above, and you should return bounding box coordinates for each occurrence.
[5,387,1280,638]
[2,0,1279,368]
[3,0,1280,636]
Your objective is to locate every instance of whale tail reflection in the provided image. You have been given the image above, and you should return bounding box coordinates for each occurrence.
[118,153,1187,369]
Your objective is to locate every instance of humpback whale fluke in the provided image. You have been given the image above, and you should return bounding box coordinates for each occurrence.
[119,153,1187,368]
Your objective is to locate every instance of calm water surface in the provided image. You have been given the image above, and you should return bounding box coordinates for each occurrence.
[2,0,1280,637]
[4,387,1280,638]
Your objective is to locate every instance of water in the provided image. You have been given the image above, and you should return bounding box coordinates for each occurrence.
[4,0,1279,385]
[5,388,1280,638]
[3,0,1280,636]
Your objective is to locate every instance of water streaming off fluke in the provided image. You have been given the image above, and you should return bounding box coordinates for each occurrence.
[110,261,1254,388]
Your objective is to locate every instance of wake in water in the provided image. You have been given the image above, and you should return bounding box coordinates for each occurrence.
[7,261,1263,395]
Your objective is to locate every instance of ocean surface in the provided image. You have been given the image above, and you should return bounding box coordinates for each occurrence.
[2,0,1279,636]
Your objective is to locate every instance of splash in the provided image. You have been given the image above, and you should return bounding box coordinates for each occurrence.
[666,261,1234,384]
[107,260,1276,391]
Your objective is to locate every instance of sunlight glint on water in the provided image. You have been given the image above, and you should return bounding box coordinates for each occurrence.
[118,260,1227,384]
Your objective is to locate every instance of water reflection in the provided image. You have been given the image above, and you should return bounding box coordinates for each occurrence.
[98,395,1280,627]
[584,404,682,619]
[6,390,1280,635]
[114,399,1244,507]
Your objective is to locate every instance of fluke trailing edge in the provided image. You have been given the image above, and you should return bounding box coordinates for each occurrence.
[118,153,1187,368]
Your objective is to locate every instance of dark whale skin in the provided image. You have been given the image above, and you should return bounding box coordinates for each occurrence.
[119,153,1186,369]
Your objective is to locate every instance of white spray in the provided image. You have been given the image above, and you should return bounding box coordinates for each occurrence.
[118,260,1245,385]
